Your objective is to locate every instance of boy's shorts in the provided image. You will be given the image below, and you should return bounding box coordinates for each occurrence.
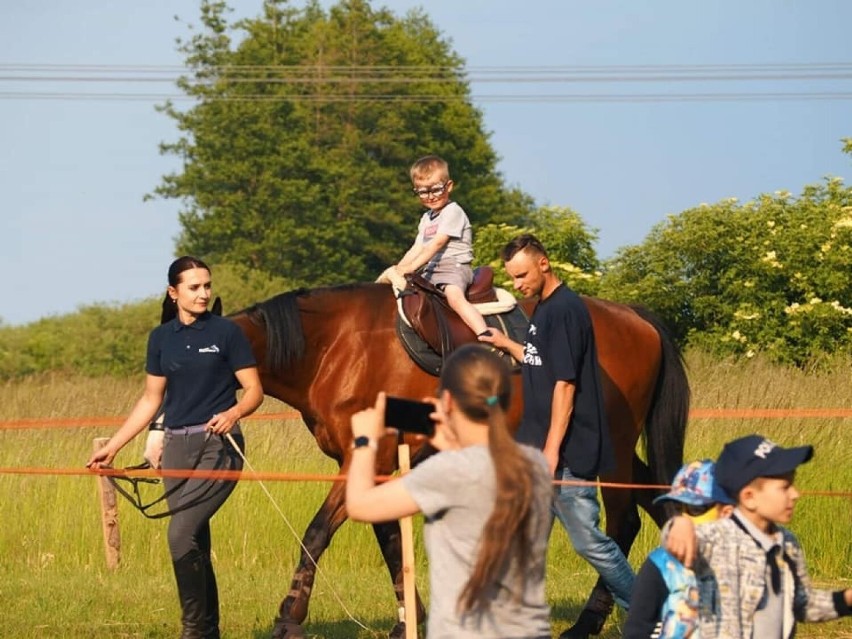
[423,262,473,291]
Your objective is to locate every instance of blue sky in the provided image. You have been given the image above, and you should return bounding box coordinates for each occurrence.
[2,1,850,326]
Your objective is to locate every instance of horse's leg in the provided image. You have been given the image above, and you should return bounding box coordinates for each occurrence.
[271,480,348,639]
[371,521,426,639]
[632,452,669,527]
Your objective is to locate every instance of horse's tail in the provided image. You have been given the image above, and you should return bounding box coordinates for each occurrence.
[633,306,690,486]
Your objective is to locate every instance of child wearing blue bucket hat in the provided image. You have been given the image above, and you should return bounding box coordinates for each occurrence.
[623,460,734,639]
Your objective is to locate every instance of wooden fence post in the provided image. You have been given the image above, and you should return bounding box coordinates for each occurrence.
[93,437,121,569]
[397,443,418,639]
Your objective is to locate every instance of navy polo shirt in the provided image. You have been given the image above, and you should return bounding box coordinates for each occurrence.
[516,284,614,479]
[146,312,257,429]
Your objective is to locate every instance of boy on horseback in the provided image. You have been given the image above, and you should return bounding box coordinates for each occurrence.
[381,154,491,338]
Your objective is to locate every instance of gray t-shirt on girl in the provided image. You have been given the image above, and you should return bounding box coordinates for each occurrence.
[402,444,552,639]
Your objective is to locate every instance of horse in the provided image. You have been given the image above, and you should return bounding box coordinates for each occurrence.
[229,281,690,639]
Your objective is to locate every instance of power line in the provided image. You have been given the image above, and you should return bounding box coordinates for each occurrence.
[2,91,851,103]
[3,62,852,84]
[2,61,850,103]
[3,72,852,84]
[2,62,852,72]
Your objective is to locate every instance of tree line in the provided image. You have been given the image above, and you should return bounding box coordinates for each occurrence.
[1,1,849,377]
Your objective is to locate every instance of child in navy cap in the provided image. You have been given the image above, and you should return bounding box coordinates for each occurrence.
[666,435,852,639]
[623,460,734,639]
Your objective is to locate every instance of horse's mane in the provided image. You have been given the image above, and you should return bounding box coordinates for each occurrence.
[241,282,383,374]
[240,290,307,374]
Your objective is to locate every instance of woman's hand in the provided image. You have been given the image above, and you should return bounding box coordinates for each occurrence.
[144,430,165,469]
[351,392,389,442]
[86,442,118,470]
[206,406,241,435]
[85,373,166,470]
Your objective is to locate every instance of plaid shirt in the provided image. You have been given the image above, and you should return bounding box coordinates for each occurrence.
[693,517,840,638]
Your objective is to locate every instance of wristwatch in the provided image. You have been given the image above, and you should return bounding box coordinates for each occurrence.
[351,435,377,451]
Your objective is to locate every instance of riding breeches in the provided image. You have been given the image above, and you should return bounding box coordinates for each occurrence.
[161,427,244,560]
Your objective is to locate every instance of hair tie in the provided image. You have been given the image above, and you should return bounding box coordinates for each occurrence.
[485,395,499,407]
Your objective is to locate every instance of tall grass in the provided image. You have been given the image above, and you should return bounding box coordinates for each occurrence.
[0,354,850,638]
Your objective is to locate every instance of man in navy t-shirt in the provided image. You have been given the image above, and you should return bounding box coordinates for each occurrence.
[480,234,634,639]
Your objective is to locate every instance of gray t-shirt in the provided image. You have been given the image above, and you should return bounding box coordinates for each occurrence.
[402,444,552,639]
[416,201,474,269]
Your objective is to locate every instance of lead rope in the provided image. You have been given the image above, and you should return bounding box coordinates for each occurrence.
[225,433,372,633]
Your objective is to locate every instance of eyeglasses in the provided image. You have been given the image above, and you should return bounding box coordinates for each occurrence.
[413,181,449,199]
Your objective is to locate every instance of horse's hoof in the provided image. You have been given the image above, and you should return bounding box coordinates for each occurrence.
[558,609,606,638]
[271,619,306,639]
[388,621,406,639]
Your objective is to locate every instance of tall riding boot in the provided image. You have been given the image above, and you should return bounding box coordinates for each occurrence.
[201,554,221,639]
[173,549,207,639]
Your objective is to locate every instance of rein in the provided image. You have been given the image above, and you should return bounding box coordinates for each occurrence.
[107,432,215,519]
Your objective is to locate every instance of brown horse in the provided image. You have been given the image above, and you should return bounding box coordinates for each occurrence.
[230,282,689,639]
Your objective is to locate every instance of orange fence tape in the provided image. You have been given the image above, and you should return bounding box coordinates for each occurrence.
[0,466,849,499]
[1,408,851,431]
[0,411,302,430]
[690,408,852,419]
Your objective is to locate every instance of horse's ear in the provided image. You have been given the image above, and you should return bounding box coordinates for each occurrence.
[211,297,223,316]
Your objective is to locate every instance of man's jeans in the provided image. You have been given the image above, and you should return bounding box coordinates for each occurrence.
[552,467,635,610]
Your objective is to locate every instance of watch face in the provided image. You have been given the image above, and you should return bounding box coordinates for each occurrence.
[353,435,371,448]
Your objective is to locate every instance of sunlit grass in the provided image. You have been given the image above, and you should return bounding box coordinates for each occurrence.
[0,353,850,638]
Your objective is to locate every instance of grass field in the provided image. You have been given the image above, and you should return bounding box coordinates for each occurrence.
[0,353,850,638]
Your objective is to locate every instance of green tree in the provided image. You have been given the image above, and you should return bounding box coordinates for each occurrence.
[474,205,602,296]
[151,0,535,287]
[212,261,294,311]
[600,166,852,366]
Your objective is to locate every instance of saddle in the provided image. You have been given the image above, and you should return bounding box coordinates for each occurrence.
[399,266,508,357]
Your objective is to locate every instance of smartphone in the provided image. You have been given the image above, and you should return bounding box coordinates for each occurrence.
[384,396,436,437]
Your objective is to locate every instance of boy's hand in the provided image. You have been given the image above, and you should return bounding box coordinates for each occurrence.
[665,515,698,567]
[376,266,407,291]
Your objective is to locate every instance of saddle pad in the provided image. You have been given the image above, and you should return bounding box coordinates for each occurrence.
[395,304,530,376]
[395,286,517,328]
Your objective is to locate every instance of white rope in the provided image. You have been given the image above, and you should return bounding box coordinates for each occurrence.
[225,433,372,633]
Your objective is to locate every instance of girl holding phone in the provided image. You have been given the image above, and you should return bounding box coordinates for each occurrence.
[346,345,552,639]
